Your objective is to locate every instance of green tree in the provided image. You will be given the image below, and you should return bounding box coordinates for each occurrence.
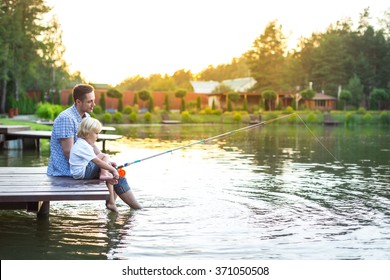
[0,0,55,113]
[310,32,349,95]
[164,94,170,112]
[262,90,276,111]
[99,92,106,111]
[196,96,201,111]
[133,92,138,105]
[197,56,250,82]
[137,89,150,110]
[118,97,123,112]
[175,89,187,113]
[346,74,364,108]
[172,69,193,91]
[107,88,123,99]
[339,89,352,111]
[370,88,389,110]
[227,92,240,111]
[245,20,287,92]
[148,95,154,112]
[300,88,316,100]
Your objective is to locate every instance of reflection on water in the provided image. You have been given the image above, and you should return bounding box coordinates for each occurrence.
[0,124,389,259]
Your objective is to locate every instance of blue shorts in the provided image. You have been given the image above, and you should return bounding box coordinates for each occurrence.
[84,161,131,195]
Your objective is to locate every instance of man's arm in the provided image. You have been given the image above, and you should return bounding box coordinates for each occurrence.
[60,138,74,160]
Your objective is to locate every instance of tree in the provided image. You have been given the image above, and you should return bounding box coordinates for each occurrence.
[172,69,193,91]
[262,90,276,111]
[245,20,287,92]
[137,89,150,110]
[148,95,154,112]
[164,94,170,112]
[0,0,55,113]
[346,74,364,108]
[138,89,150,101]
[300,88,316,100]
[310,32,349,94]
[99,92,106,111]
[175,89,187,112]
[227,92,240,111]
[196,56,250,82]
[107,88,123,99]
[370,88,389,110]
[339,89,352,111]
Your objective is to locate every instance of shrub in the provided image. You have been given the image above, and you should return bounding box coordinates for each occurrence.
[93,105,102,115]
[113,111,123,123]
[345,112,356,125]
[181,111,192,122]
[284,106,294,114]
[123,105,133,114]
[357,107,367,114]
[306,112,317,123]
[362,112,373,124]
[379,111,390,125]
[102,112,112,123]
[144,112,152,122]
[129,112,137,123]
[288,113,297,124]
[233,112,242,122]
[36,102,54,120]
[212,109,222,115]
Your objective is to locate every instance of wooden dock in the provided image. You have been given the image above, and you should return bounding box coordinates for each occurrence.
[0,125,121,151]
[0,167,109,218]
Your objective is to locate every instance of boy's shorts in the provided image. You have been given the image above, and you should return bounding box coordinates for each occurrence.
[84,161,131,195]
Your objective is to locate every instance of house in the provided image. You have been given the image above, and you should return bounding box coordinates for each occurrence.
[190,77,257,109]
[304,93,337,111]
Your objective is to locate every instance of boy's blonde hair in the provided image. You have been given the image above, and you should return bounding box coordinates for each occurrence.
[77,117,102,138]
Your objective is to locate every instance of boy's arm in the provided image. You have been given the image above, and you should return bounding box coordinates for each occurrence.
[92,157,119,178]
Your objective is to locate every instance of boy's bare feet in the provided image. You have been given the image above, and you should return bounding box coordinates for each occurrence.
[106,201,118,213]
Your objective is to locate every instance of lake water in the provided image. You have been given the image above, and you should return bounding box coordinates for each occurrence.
[0,124,389,260]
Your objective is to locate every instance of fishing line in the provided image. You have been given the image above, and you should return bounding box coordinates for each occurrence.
[116,113,295,174]
[295,113,342,164]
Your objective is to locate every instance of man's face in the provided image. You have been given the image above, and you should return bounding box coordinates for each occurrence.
[77,91,95,114]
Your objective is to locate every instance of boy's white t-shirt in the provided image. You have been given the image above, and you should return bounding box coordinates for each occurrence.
[69,138,96,179]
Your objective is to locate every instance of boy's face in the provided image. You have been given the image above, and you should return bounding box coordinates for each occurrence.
[85,130,99,145]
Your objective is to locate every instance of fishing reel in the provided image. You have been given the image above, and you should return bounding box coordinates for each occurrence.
[117,168,126,177]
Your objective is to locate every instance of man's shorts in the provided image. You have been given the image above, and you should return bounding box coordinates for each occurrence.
[84,161,131,195]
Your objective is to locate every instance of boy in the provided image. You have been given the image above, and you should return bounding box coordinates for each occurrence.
[70,117,142,212]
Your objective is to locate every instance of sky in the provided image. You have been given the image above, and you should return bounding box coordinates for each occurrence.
[45,0,389,86]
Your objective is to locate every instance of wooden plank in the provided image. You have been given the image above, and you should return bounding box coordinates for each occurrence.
[0,125,31,133]
[0,167,109,204]
[0,191,109,202]
[6,130,121,141]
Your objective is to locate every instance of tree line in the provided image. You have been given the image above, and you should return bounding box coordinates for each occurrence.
[0,0,82,114]
[1,1,389,114]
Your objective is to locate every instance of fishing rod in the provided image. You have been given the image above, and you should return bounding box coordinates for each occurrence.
[116,113,295,176]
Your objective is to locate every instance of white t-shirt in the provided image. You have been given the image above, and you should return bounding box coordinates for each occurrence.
[69,138,96,179]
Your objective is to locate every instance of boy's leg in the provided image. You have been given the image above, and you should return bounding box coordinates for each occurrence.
[105,182,118,213]
[97,153,114,180]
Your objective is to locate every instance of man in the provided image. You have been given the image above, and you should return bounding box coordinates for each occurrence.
[47,84,96,176]
[47,84,142,210]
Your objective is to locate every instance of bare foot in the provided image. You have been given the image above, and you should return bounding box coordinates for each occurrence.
[106,178,118,185]
[106,202,118,213]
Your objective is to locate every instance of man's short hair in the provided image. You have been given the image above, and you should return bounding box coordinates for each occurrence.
[73,84,94,102]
